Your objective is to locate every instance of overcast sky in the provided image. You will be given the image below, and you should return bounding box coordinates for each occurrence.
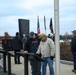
[0,0,76,36]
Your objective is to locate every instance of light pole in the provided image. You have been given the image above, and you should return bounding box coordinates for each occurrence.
[54,0,60,75]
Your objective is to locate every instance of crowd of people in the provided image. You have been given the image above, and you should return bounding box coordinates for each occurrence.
[2,30,76,75]
[3,31,55,75]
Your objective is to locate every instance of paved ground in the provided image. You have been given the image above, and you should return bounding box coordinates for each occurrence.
[0,66,16,75]
[0,56,76,75]
[0,54,15,75]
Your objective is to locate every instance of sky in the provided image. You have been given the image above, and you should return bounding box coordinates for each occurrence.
[0,0,76,36]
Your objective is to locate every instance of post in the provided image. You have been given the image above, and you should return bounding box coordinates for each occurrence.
[24,55,28,75]
[34,57,38,75]
[54,0,60,75]
[3,52,6,73]
[8,53,11,75]
[45,30,46,34]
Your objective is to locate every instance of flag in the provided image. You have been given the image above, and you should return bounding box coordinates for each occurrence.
[37,16,40,35]
[44,16,46,30]
[49,18,53,34]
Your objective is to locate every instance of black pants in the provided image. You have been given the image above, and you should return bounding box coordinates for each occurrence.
[72,52,76,70]
[14,50,20,64]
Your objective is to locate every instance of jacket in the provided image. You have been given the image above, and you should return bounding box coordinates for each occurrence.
[12,36,22,50]
[37,38,55,57]
[71,36,76,52]
[24,34,40,53]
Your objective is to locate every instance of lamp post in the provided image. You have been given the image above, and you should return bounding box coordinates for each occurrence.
[54,0,60,75]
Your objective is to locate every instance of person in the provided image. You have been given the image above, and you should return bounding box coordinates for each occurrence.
[22,34,27,49]
[2,32,11,51]
[71,30,76,74]
[48,34,55,42]
[4,32,11,39]
[37,33,55,75]
[12,32,23,64]
[24,32,41,75]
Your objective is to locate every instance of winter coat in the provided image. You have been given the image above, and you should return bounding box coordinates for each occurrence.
[12,36,22,50]
[37,38,55,57]
[71,36,76,52]
[24,34,40,53]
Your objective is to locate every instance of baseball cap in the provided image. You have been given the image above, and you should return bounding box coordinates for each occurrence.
[29,32,35,38]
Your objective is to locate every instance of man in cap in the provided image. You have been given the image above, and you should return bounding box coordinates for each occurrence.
[71,30,76,74]
[37,33,55,75]
[24,32,41,75]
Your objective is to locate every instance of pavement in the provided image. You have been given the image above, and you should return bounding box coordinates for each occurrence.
[0,56,76,75]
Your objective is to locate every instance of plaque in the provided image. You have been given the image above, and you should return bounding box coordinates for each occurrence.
[18,19,29,38]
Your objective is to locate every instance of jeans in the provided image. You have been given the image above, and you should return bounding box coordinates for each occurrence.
[72,52,76,70]
[30,60,41,75]
[42,57,54,75]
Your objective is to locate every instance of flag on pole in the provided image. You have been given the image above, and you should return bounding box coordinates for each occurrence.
[37,16,40,35]
[49,18,53,34]
[44,16,46,30]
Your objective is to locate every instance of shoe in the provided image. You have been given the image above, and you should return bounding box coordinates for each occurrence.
[74,71,76,74]
[72,69,75,72]
[72,69,76,72]
[18,62,22,64]
[15,62,18,64]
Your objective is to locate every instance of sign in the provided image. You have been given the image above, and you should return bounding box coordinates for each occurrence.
[18,19,29,38]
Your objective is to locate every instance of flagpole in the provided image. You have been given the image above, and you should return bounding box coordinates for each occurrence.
[37,16,40,35]
[44,16,46,34]
[54,0,60,75]
[45,29,46,34]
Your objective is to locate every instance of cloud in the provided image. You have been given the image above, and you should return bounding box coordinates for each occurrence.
[0,0,76,36]
[60,0,76,6]
[60,17,76,22]
[14,0,53,10]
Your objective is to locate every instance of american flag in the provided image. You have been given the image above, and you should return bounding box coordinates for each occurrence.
[50,18,53,34]
[37,16,40,35]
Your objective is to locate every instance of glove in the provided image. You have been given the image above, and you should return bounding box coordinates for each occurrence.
[38,53,42,57]
[36,53,42,57]
[50,56,54,60]
[36,53,39,55]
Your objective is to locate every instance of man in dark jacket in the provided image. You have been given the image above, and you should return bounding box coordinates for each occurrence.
[12,32,23,64]
[71,30,76,74]
[24,32,41,75]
